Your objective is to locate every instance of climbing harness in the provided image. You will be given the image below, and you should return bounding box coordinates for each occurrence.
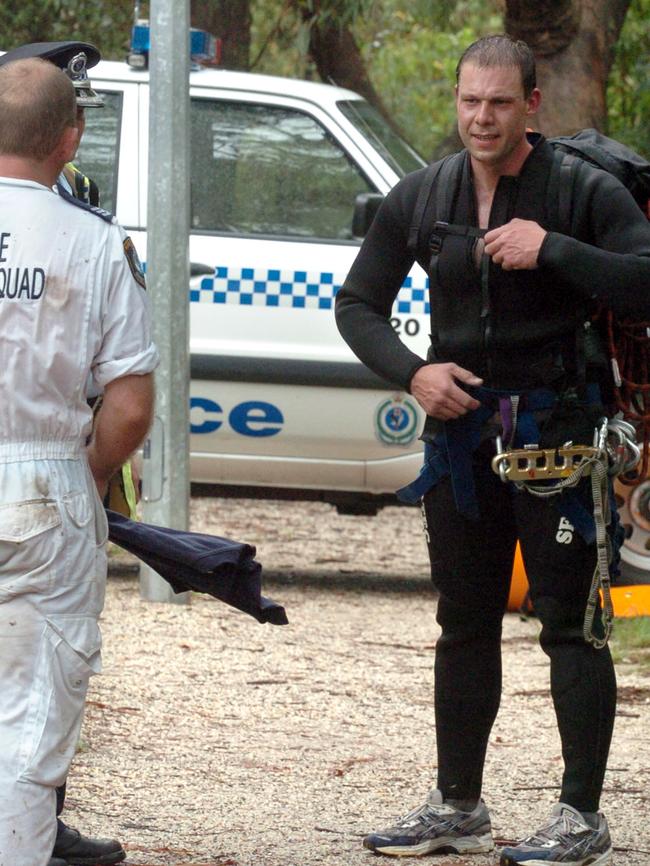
[492,417,640,648]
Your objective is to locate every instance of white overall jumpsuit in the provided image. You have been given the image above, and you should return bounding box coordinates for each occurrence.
[0,177,158,866]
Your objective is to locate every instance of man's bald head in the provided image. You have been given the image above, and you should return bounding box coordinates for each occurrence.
[0,58,76,160]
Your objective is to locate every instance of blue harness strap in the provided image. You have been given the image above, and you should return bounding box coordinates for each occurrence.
[397,385,557,519]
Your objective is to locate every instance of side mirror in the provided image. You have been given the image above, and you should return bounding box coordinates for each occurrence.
[190,262,214,277]
[352,192,384,238]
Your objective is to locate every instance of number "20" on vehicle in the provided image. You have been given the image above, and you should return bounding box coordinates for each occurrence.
[390,316,420,337]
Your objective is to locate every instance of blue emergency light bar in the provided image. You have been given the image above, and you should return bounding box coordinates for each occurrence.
[128,22,221,69]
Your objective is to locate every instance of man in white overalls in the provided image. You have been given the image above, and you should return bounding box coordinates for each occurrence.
[0,57,158,866]
[0,39,138,866]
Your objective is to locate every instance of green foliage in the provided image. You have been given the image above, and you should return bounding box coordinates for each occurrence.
[606,0,650,158]
[295,0,374,26]
[250,2,308,77]
[353,0,503,158]
[0,0,135,60]
[250,0,374,79]
[611,616,650,673]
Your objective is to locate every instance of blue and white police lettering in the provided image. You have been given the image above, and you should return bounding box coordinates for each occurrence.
[191,396,224,434]
[229,401,283,437]
[190,397,285,437]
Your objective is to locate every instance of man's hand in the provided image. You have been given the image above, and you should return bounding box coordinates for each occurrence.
[87,452,110,500]
[410,363,483,420]
[484,218,547,270]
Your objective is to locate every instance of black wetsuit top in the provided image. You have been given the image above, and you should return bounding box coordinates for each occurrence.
[335,135,650,392]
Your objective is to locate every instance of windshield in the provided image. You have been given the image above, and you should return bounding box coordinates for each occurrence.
[337,99,426,176]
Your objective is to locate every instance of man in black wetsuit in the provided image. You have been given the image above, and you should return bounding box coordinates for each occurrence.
[335,35,650,866]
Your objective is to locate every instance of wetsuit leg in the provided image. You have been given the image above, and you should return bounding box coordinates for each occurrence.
[422,453,517,801]
[514,485,617,813]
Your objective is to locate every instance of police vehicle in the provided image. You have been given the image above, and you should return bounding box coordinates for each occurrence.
[73,33,432,515]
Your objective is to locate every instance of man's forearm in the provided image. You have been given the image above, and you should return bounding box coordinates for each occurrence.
[87,373,154,496]
[335,293,426,390]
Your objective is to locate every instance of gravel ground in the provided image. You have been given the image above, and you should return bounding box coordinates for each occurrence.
[62,498,650,866]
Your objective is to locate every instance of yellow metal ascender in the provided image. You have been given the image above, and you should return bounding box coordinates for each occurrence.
[491,439,600,483]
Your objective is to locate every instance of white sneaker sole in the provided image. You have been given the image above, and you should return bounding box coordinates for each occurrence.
[366,832,495,857]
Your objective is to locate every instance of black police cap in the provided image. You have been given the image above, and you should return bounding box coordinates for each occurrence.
[0,41,101,69]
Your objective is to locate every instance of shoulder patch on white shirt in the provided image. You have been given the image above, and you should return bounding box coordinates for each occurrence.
[123,236,146,289]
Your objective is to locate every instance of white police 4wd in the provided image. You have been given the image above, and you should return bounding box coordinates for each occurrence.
[74,56,431,512]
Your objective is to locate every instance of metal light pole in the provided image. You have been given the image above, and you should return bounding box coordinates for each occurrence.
[140,0,191,603]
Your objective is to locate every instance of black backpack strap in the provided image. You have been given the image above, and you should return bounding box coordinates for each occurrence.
[547,149,590,394]
[547,148,579,235]
[407,152,464,254]
[562,155,588,394]
[559,153,579,236]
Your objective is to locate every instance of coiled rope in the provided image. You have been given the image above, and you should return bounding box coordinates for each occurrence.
[606,310,650,485]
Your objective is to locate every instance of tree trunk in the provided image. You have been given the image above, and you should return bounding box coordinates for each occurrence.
[505,0,631,135]
[292,2,401,133]
[191,0,251,70]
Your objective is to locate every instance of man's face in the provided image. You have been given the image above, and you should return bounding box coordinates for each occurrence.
[455,62,540,170]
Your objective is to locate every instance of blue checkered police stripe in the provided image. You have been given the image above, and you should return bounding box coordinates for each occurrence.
[189,266,431,315]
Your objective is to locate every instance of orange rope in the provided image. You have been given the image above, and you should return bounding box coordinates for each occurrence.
[606,311,650,484]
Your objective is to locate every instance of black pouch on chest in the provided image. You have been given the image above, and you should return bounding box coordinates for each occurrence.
[428,221,486,285]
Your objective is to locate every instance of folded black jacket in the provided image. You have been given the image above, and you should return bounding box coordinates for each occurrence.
[106,510,288,626]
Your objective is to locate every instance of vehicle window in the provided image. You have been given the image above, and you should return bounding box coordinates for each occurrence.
[337,99,425,177]
[191,98,374,240]
[75,91,123,214]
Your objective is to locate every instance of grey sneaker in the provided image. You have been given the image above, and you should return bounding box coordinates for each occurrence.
[363,789,494,857]
[500,803,613,865]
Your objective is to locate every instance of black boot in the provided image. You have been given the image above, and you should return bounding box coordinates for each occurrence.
[53,821,126,866]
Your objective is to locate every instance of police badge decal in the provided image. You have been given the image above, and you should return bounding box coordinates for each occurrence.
[375,397,419,445]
